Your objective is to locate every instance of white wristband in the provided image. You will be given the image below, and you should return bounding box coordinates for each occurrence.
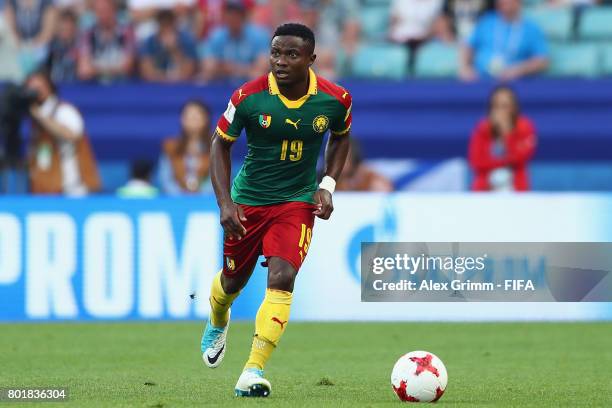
[319,175,336,194]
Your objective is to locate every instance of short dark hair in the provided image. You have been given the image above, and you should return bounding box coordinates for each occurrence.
[224,0,246,12]
[130,159,155,181]
[26,69,57,95]
[59,9,77,23]
[156,9,176,26]
[272,23,315,54]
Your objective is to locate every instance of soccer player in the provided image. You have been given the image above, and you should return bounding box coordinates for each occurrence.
[200,23,352,397]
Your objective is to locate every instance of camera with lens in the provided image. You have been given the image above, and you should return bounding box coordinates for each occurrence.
[0,84,40,165]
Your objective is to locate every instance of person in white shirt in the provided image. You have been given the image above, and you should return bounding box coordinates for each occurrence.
[389,0,444,72]
[389,0,444,44]
[26,70,100,195]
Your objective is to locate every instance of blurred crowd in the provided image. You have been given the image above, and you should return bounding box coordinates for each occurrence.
[17,70,396,197]
[3,0,610,197]
[1,0,612,84]
[13,69,532,198]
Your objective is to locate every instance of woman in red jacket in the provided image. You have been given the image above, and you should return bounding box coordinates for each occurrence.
[468,85,537,191]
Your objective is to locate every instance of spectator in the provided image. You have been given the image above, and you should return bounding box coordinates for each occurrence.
[140,9,198,82]
[25,70,101,195]
[430,11,457,44]
[0,4,22,81]
[158,100,212,194]
[300,0,360,79]
[389,0,444,71]
[459,0,549,81]
[117,159,159,197]
[440,0,493,42]
[4,0,56,46]
[129,0,197,41]
[54,0,88,14]
[336,139,394,192]
[194,0,224,39]
[194,0,256,40]
[200,0,268,82]
[4,0,57,74]
[45,9,79,82]
[252,0,303,32]
[468,86,536,191]
[78,0,136,82]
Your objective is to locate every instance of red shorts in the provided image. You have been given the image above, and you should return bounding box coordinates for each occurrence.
[222,201,316,276]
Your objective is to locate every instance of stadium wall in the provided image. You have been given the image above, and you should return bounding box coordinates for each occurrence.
[44,79,612,160]
[0,193,611,322]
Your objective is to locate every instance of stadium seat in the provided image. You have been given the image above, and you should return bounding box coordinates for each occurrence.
[548,43,600,77]
[578,7,612,40]
[523,0,546,6]
[601,46,612,76]
[414,42,459,78]
[525,7,573,41]
[361,0,391,5]
[351,44,409,80]
[360,6,390,42]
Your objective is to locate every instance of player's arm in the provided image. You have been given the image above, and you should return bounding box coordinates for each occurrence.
[210,132,247,241]
[314,91,353,220]
[211,89,249,240]
[323,133,350,181]
[313,133,350,220]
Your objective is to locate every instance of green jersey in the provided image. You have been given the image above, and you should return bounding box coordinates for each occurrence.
[216,69,352,206]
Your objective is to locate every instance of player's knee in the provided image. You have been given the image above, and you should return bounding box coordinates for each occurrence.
[220,273,244,294]
[268,271,294,292]
[267,259,297,292]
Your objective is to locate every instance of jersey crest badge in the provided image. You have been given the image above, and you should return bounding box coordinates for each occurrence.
[226,256,235,271]
[259,114,272,128]
[312,115,329,133]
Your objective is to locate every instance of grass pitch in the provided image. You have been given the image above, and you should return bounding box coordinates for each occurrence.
[0,322,611,407]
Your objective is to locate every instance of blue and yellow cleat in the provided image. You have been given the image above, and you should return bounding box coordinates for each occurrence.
[234,368,271,397]
[200,312,230,368]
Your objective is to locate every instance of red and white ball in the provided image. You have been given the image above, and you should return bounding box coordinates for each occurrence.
[391,351,448,403]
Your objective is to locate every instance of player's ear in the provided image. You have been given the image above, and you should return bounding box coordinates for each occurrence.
[308,54,316,67]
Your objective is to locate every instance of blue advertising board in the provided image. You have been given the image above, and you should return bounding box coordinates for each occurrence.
[1,194,611,321]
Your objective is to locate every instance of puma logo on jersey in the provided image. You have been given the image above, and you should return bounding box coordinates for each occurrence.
[285,118,301,129]
[238,89,246,99]
[342,90,349,99]
[271,317,287,329]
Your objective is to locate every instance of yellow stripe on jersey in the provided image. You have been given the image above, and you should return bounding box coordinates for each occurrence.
[216,126,238,142]
[268,69,318,109]
[331,123,351,136]
[344,103,352,122]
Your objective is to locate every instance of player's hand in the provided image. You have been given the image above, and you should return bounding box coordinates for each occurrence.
[219,202,247,240]
[313,189,333,220]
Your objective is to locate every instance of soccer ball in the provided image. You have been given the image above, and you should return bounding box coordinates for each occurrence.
[391,351,448,403]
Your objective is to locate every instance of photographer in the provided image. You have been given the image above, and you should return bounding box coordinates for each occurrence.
[26,71,100,195]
